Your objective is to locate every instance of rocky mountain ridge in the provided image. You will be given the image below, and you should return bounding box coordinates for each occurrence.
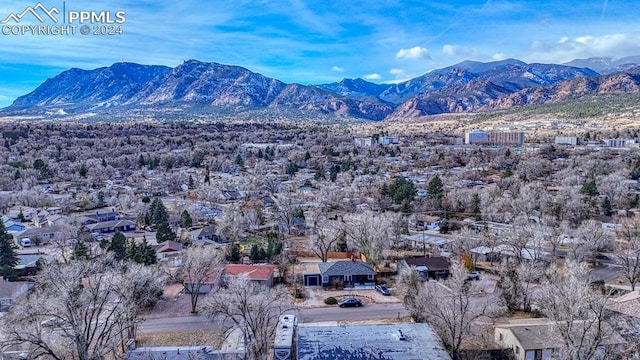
[5,56,640,121]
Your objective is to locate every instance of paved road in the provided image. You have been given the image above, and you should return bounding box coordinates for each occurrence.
[298,303,409,323]
[138,303,410,334]
[139,315,220,334]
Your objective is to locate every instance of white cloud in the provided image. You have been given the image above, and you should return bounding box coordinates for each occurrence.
[396,46,431,60]
[331,66,344,72]
[389,68,405,76]
[526,33,640,63]
[363,73,381,80]
[492,52,507,60]
[442,44,478,58]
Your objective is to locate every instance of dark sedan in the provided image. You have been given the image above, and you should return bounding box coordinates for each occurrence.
[338,298,363,308]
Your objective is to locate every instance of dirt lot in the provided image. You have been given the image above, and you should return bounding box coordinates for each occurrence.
[141,283,194,319]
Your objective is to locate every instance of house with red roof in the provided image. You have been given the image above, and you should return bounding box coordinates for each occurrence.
[223,264,276,287]
[153,241,184,260]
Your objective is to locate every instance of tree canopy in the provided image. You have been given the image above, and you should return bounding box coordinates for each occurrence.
[0,222,18,280]
[381,177,416,204]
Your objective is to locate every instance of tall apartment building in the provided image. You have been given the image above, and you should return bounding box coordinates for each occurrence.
[604,139,635,147]
[554,136,580,146]
[354,137,375,147]
[465,129,524,146]
[465,129,489,144]
[488,132,525,146]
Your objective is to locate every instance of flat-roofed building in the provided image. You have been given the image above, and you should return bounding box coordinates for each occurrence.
[488,132,525,146]
[465,129,489,144]
[555,136,580,146]
[297,323,451,360]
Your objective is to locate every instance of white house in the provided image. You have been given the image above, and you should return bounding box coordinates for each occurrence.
[494,318,625,360]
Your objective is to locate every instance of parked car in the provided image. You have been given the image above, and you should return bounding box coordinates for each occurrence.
[338,298,363,308]
[375,284,391,296]
[467,271,481,281]
[19,238,31,248]
[41,317,65,327]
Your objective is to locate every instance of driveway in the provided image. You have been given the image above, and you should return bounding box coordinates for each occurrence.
[296,287,402,308]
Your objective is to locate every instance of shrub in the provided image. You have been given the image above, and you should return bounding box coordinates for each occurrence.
[324,297,337,305]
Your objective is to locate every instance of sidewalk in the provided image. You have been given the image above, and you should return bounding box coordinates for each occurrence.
[220,327,246,352]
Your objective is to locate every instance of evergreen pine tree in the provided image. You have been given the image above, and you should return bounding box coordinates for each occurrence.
[602,196,612,216]
[147,198,169,226]
[266,240,274,261]
[72,241,90,261]
[427,176,444,200]
[250,244,260,261]
[109,232,127,260]
[0,222,18,280]
[156,221,175,243]
[180,210,193,228]
[258,247,267,261]
[229,245,241,263]
[140,238,157,265]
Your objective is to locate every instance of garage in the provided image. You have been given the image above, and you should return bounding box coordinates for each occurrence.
[304,274,320,287]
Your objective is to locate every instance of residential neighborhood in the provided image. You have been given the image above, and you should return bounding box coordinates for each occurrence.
[0,120,639,360]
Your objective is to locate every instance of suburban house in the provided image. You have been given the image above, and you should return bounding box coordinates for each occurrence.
[153,241,184,260]
[84,219,137,234]
[494,318,626,360]
[607,290,640,319]
[183,268,224,294]
[0,278,34,312]
[400,233,449,250]
[303,260,376,288]
[470,220,511,235]
[412,214,442,230]
[188,226,225,246]
[86,208,119,222]
[224,264,276,287]
[7,206,37,221]
[13,226,64,245]
[15,254,54,276]
[470,244,550,264]
[126,346,243,360]
[297,323,451,360]
[2,216,25,233]
[398,256,451,280]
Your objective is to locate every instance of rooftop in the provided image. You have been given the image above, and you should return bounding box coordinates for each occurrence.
[297,323,451,360]
[224,264,275,280]
[495,318,626,350]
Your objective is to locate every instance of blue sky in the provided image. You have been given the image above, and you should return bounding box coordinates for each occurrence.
[1,0,640,107]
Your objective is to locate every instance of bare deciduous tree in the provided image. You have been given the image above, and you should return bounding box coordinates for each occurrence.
[405,266,490,359]
[570,219,608,264]
[536,261,620,360]
[172,246,225,313]
[202,276,294,360]
[613,219,640,291]
[308,218,342,263]
[0,257,164,360]
[342,210,394,266]
[216,203,246,242]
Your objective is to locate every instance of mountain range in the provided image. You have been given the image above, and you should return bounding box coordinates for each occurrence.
[5,56,640,121]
